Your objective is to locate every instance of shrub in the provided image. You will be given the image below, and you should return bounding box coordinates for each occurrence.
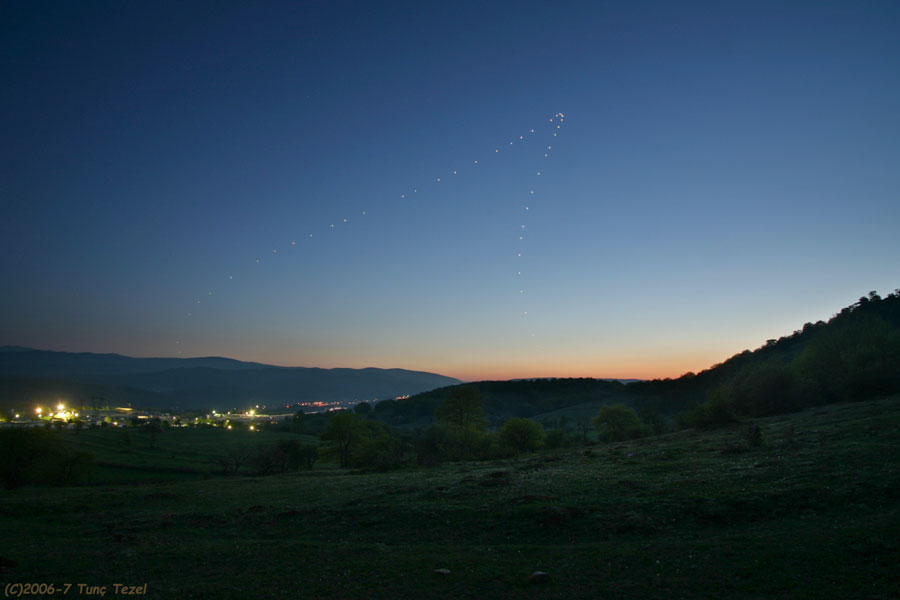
[350,430,408,470]
[498,418,545,454]
[677,390,738,429]
[703,392,739,427]
[742,423,765,448]
[730,364,796,416]
[213,444,251,475]
[544,429,571,449]
[321,411,409,470]
[414,425,449,467]
[592,405,642,441]
[249,441,317,476]
[274,439,317,470]
[637,405,668,435]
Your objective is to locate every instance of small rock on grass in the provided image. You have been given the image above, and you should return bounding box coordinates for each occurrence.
[434,568,451,576]
[529,571,550,583]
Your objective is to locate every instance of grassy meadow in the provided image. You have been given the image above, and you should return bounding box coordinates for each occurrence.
[2,396,899,599]
[51,426,319,483]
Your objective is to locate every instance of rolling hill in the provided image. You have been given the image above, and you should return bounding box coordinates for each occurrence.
[0,348,461,411]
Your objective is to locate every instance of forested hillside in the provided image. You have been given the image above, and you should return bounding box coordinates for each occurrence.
[393,289,900,427]
[374,378,632,426]
[629,289,900,425]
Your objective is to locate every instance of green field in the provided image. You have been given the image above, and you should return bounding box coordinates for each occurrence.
[2,397,899,599]
[47,426,320,483]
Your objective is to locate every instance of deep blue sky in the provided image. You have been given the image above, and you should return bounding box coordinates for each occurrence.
[2,1,898,380]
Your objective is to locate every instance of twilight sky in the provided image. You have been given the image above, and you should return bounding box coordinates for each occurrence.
[2,1,899,381]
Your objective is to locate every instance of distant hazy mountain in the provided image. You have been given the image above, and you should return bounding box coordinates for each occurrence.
[0,348,272,377]
[0,348,461,410]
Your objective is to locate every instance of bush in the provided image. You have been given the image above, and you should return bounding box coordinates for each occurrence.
[273,439,317,471]
[350,430,409,470]
[446,428,495,461]
[592,405,642,441]
[544,429,572,449]
[677,390,738,429]
[248,443,297,475]
[414,425,449,467]
[730,364,796,416]
[213,444,251,475]
[741,423,765,448]
[498,418,545,454]
[637,405,668,435]
[321,411,410,470]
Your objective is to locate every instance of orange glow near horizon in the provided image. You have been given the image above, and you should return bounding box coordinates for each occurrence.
[444,356,718,383]
[235,347,729,384]
[114,329,768,386]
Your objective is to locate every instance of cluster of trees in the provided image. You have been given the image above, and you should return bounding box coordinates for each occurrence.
[213,439,318,476]
[674,290,900,428]
[319,410,411,470]
[317,389,674,469]
[318,290,900,466]
[316,387,545,469]
[371,379,630,427]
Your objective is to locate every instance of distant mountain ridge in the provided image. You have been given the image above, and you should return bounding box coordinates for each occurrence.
[0,348,274,377]
[0,348,461,410]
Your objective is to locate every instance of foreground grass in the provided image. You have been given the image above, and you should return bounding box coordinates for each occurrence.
[2,397,899,599]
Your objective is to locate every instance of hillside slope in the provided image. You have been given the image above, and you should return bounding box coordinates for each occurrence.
[2,395,897,598]
[395,289,900,425]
